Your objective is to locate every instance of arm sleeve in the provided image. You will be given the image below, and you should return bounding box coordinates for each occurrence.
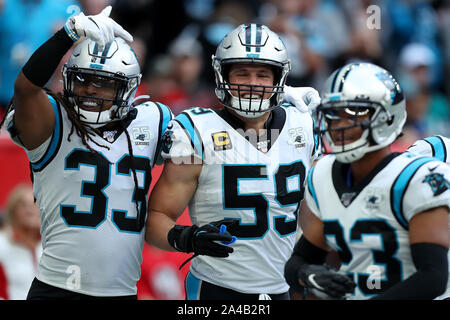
[22,27,74,88]
[284,236,328,292]
[371,242,448,300]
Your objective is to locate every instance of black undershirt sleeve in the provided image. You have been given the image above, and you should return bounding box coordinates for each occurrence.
[22,28,74,88]
[371,242,448,300]
[284,236,328,292]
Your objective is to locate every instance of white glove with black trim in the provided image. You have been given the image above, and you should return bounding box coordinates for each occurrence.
[284,85,321,113]
[64,6,133,50]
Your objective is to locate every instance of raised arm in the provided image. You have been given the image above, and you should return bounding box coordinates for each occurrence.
[13,29,73,149]
[12,6,132,150]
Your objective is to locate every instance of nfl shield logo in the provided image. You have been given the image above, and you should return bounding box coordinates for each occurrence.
[340,192,356,207]
[103,130,116,143]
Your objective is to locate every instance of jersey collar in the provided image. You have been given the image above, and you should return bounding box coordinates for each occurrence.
[332,152,401,207]
[215,107,286,152]
[96,108,138,143]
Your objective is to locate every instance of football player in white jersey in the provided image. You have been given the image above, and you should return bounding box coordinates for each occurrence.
[284,63,449,300]
[407,135,450,300]
[145,23,320,300]
[0,7,174,299]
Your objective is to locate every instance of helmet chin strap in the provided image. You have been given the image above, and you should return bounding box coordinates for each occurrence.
[328,129,370,163]
[329,125,395,163]
[234,110,266,118]
[74,103,120,127]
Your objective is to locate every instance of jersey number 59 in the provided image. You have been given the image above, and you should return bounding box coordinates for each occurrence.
[223,161,306,239]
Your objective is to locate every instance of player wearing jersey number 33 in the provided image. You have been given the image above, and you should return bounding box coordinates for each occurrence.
[284,63,449,300]
[145,23,320,300]
[1,6,174,299]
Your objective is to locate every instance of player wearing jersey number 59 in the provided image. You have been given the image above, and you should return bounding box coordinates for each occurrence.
[145,24,320,300]
[284,63,449,300]
[0,6,173,299]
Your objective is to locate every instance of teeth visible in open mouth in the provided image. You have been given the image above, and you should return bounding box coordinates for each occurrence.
[242,94,261,99]
[82,101,98,107]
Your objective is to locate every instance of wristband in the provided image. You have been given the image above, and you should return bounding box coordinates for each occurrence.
[64,16,81,42]
[167,224,196,253]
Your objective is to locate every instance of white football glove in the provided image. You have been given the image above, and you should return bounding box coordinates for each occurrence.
[284,85,321,114]
[64,6,133,51]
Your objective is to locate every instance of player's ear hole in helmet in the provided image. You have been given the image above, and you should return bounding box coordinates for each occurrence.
[314,62,406,163]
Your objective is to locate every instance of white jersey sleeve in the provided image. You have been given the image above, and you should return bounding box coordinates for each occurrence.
[161,111,202,161]
[284,103,321,162]
[400,159,450,222]
[4,94,60,162]
[144,101,173,165]
[403,147,450,301]
[407,135,449,163]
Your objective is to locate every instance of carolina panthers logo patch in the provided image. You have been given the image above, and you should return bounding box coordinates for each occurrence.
[422,173,450,196]
[161,130,173,154]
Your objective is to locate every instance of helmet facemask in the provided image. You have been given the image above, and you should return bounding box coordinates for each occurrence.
[63,67,136,126]
[215,62,287,118]
[315,100,389,163]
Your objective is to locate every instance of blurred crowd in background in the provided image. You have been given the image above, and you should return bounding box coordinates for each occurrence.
[1,0,449,140]
[0,0,449,300]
